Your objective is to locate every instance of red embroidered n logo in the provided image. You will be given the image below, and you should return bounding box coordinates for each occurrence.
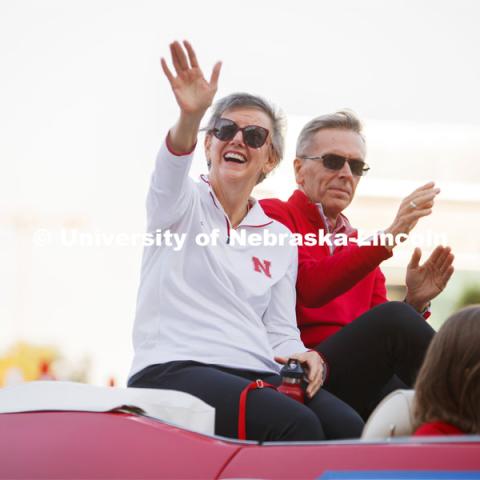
[252,257,272,278]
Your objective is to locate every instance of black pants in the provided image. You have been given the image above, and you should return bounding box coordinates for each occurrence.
[128,360,364,442]
[317,301,435,419]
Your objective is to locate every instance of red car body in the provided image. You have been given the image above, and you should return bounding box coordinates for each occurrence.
[1,411,480,479]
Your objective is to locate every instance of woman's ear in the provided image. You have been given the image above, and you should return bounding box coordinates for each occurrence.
[204,133,212,168]
[204,133,212,155]
[263,146,279,175]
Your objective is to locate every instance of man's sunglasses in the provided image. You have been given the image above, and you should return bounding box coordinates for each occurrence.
[301,154,370,177]
[210,118,270,149]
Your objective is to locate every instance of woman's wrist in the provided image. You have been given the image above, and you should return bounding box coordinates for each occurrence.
[168,111,205,154]
[308,349,329,384]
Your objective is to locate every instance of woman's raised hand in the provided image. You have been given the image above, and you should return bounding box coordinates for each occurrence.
[161,41,222,117]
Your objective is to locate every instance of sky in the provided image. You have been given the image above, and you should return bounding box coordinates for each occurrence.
[1,0,479,385]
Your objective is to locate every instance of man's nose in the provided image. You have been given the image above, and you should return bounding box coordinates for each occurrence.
[338,160,354,178]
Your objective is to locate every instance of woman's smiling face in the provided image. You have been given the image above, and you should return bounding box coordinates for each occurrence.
[205,107,277,189]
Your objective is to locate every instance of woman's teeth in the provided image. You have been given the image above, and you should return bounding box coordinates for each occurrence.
[224,152,247,163]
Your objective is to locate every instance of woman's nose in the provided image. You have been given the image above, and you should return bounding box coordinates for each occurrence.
[229,128,245,145]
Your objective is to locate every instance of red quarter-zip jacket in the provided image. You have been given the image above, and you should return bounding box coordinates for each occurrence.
[261,190,392,347]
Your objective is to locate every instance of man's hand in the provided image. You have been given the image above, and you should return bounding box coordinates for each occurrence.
[405,246,455,312]
[384,182,440,249]
[275,351,325,399]
[161,40,222,153]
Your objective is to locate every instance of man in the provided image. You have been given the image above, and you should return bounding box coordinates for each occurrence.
[261,111,454,418]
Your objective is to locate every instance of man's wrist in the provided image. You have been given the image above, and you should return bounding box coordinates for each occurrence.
[382,227,397,251]
[404,297,431,315]
[383,226,410,250]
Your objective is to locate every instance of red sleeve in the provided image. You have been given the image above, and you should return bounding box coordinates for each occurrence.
[414,423,441,436]
[370,268,388,308]
[414,421,464,436]
[298,244,392,307]
[261,199,393,308]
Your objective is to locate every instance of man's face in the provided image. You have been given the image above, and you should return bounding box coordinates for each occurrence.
[294,128,366,221]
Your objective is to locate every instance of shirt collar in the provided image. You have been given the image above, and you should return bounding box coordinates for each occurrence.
[289,189,355,235]
[316,203,354,236]
[199,175,273,228]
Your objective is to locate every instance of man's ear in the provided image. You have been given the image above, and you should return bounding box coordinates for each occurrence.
[294,158,304,186]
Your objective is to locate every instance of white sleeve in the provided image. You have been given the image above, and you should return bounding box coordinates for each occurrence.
[146,139,195,232]
[263,246,308,357]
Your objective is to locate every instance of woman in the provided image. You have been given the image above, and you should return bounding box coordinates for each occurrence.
[127,41,363,441]
[414,305,480,436]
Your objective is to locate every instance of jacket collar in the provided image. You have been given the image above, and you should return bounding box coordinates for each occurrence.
[289,189,325,227]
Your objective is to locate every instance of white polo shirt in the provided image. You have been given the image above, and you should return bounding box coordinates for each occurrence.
[129,141,307,378]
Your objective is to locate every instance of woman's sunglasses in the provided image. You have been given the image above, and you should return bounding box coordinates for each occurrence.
[210,118,270,149]
[301,154,370,177]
